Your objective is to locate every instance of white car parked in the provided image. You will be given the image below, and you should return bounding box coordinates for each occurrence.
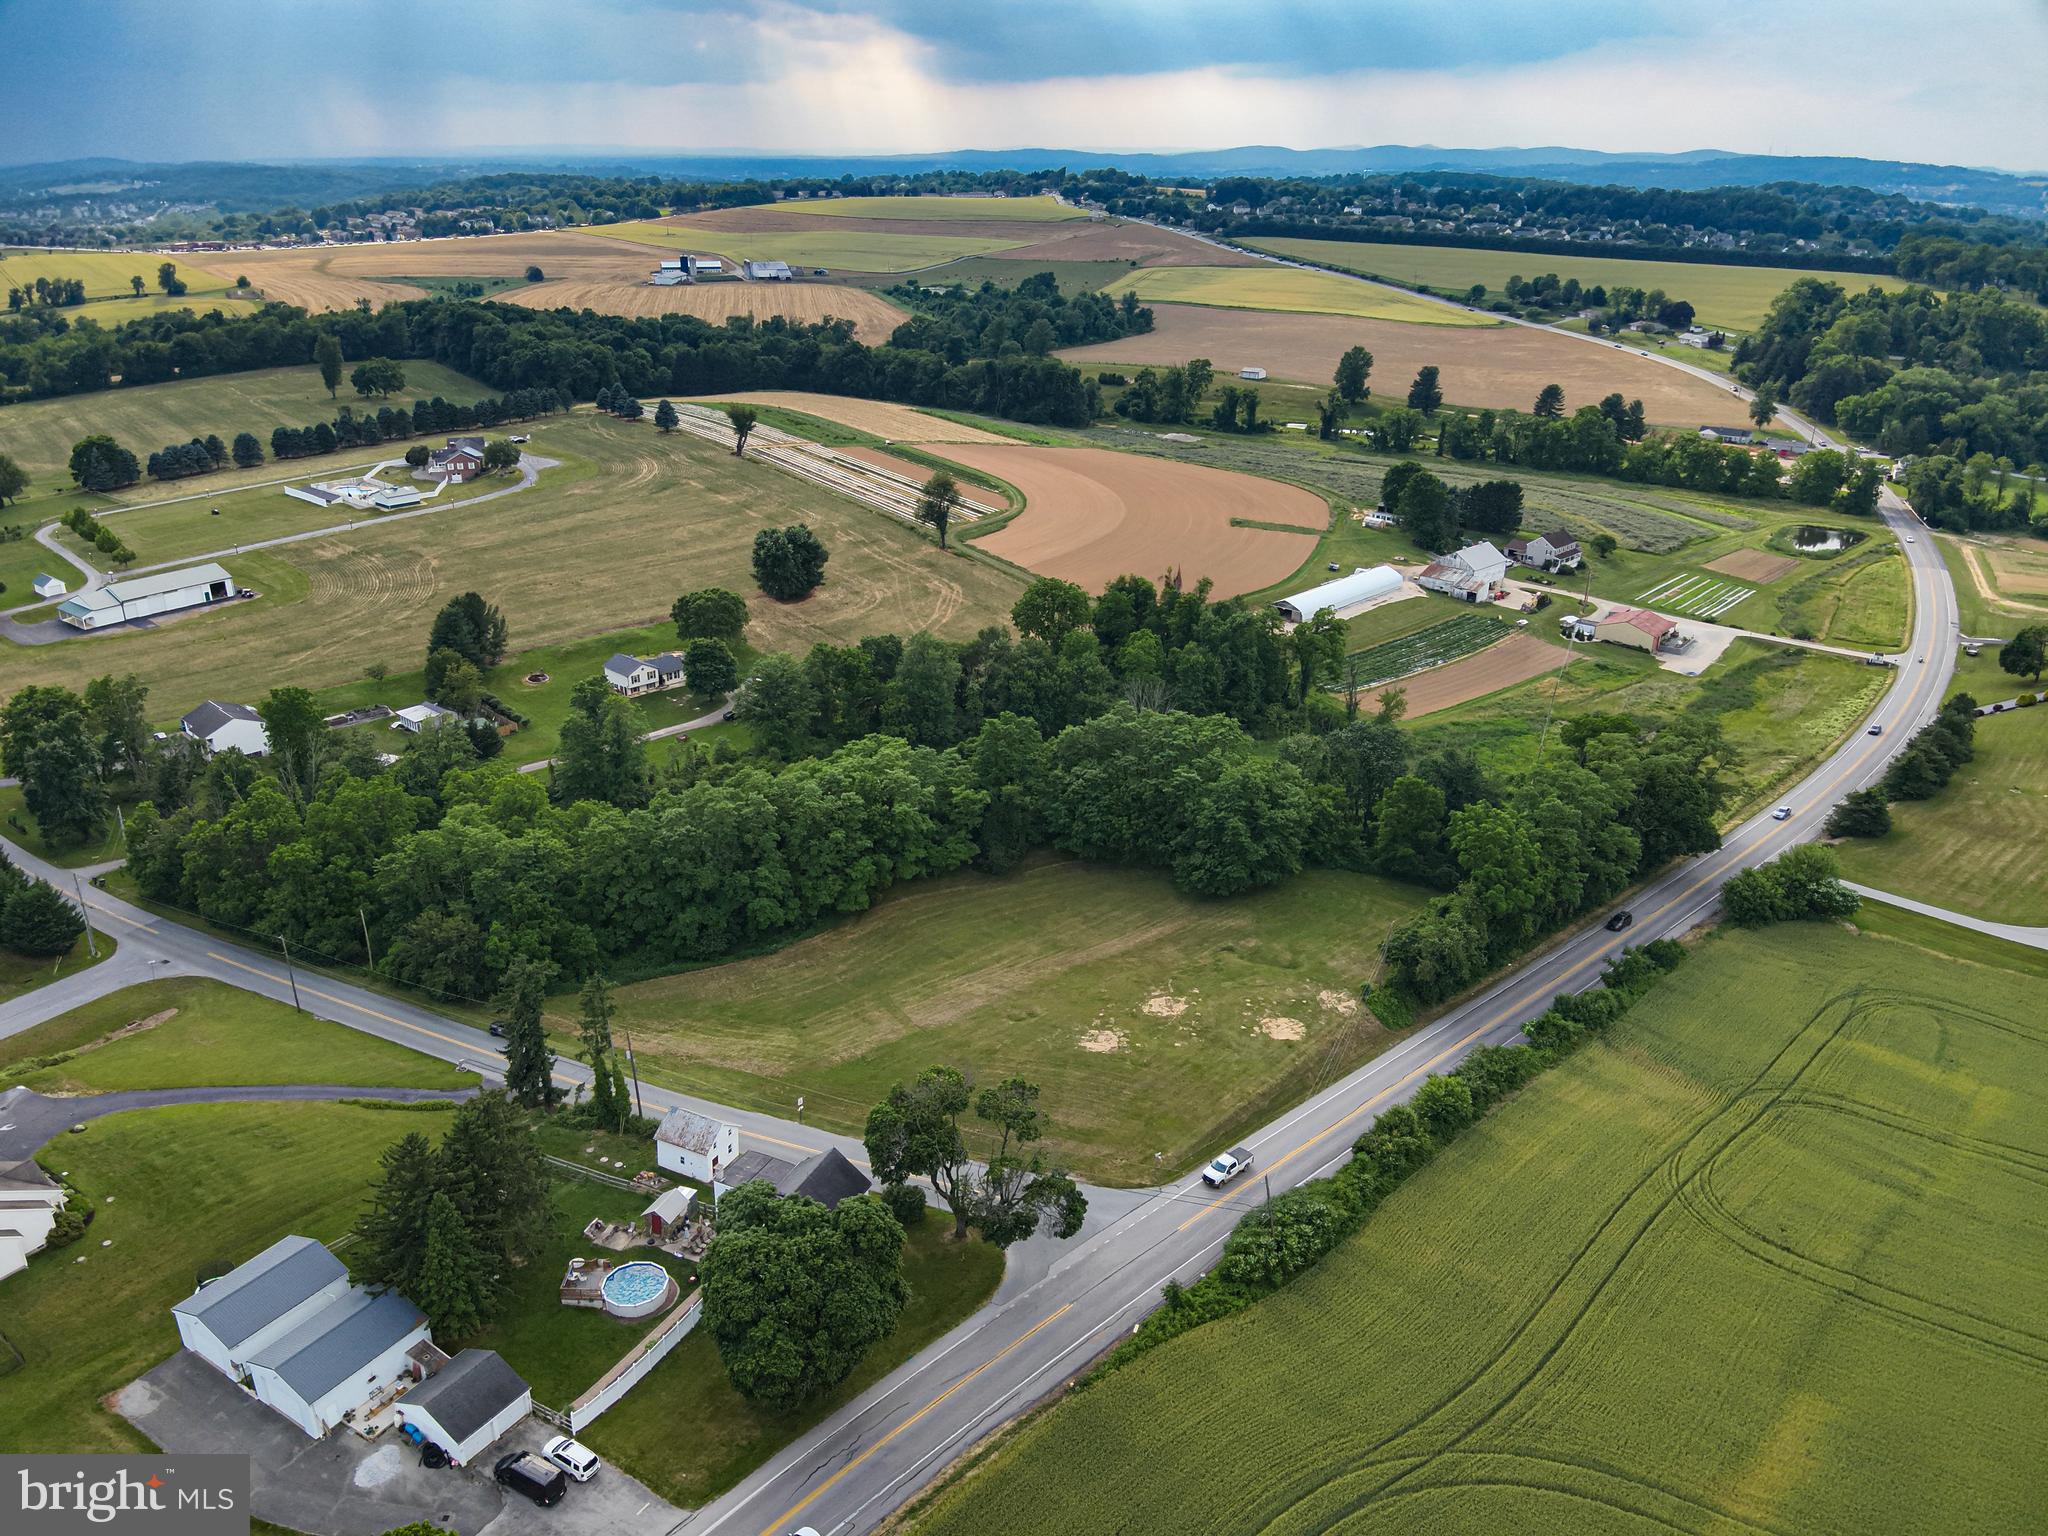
[543,1435,602,1482]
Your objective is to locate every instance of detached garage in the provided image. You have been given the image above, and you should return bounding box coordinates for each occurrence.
[396,1349,531,1466]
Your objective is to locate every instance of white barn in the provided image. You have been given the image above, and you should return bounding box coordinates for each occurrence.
[395,1349,530,1465]
[171,1235,351,1380]
[654,1107,740,1185]
[180,700,270,758]
[57,562,236,631]
[1272,564,1403,624]
[243,1286,430,1438]
[32,573,68,599]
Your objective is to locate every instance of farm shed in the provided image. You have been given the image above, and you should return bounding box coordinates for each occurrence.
[57,562,235,631]
[392,702,455,732]
[171,1234,350,1380]
[1273,564,1404,624]
[243,1286,431,1439]
[0,1157,70,1282]
[642,1185,696,1237]
[745,259,794,281]
[654,1107,739,1185]
[395,1348,530,1465]
[32,573,67,599]
[180,700,270,758]
[1595,606,1685,653]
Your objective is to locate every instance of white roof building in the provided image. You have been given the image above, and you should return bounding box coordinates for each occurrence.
[32,573,67,599]
[57,562,235,631]
[1417,542,1510,602]
[0,1154,70,1282]
[392,702,456,732]
[1272,564,1403,624]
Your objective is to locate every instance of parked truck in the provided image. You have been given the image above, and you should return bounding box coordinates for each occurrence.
[1201,1146,1255,1187]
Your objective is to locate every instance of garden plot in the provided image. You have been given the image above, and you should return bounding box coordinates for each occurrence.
[1637,570,1754,620]
[1335,612,1512,690]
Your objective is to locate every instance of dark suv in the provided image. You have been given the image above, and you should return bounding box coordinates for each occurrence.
[495,1451,568,1507]
[1604,911,1634,933]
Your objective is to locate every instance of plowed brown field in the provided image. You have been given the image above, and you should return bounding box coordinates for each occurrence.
[502,279,907,341]
[686,392,1015,443]
[1059,303,1738,425]
[931,444,1325,598]
[223,231,655,310]
[1370,632,1564,717]
[1707,548,1800,583]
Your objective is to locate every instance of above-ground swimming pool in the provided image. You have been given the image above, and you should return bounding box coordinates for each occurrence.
[600,1260,676,1320]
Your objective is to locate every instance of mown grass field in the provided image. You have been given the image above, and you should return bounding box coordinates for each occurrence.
[912,920,2048,1536]
[1238,237,1915,332]
[0,411,1024,724]
[590,221,1031,272]
[1834,705,2048,922]
[0,976,477,1092]
[0,359,493,489]
[1938,531,2048,640]
[778,194,1083,222]
[0,929,110,1005]
[1097,265,1491,325]
[606,857,1425,1186]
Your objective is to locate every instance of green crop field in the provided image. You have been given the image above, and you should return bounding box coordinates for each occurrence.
[0,411,1024,725]
[884,257,1150,296]
[914,920,2047,1536]
[778,193,1083,221]
[1238,236,1915,332]
[1097,265,1491,325]
[1339,612,1512,686]
[0,977,477,1093]
[1834,705,2048,923]
[590,221,1032,272]
[0,359,494,488]
[606,857,1425,1185]
[0,247,239,301]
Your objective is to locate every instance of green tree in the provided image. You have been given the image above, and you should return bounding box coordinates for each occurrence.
[0,452,28,506]
[671,587,749,643]
[1722,845,1860,927]
[81,673,150,778]
[683,637,739,697]
[2000,624,2046,685]
[576,973,625,1132]
[0,880,86,957]
[412,1192,492,1338]
[1590,532,1619,558]
[230,431,263,469]
[1407,364,1443,415]
[495,956,561,1109]
[752,524,829,600]
[1334,345,1374,405]
[1748,385,1778,429]
[1824,787,1892,838]
[155,261,185,296]
[68,435,140,492]
[1371,774,1449,884]
[700,1183,907,1411]
[436,1089,550,1278]
[1396,471,1457,552]
[1532,383,1566,420]
[1411,1073,1477,1141]
[525,265,544,282]
[21,709,107,845]
[1316,390,1344,440]
[653,399,679,434]
[735,652,817,758]
[258,686,326,804]
[349,358,406,398]
[726,404,758,456]
[966,712,1049,874]
[481,440,520,473]
[357,1132,442,1297]
[1287,608,1347,705]
[426,592,508,670]
[1011,576,1091,647]
[431,658,484,717]
[553,676,647,807]
[916,471,962,550]
[315,333,344,397]
[130,274,144,297]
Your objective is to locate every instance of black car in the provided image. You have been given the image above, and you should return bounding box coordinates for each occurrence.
[487,1021,508,1038]
[495,1452,568,1507]
[1605,911,1634,933]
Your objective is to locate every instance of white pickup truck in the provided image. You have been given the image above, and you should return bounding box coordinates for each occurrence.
[1201,1146,1254,1188]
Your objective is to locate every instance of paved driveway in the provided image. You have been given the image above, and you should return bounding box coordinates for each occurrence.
[119,1352,683,1536]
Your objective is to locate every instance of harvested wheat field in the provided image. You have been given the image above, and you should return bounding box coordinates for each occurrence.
[935,444,1325,597]
[832,445,1005,512]
[226,231,653,310]
[502,279,907,340]
[686,391,1014,443]
[1370,632,1564,718]
[1060,302,1738,424]
[1708,548,1801,583]
[984,221,1263,267]
[1986,540,2048,596]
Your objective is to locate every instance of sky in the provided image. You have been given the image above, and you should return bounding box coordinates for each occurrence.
[10,0,2048,170]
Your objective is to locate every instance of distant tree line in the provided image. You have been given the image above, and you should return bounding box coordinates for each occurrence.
[886,270,1154,359]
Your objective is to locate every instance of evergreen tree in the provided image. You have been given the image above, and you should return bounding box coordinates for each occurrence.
[413,1192,492,1338]
[654,399,679,434]
[356,1131,442,1297]
[495,957,560,1109]
[0,880,86,957]
[577,974,623,1131]
[315,333,343,398]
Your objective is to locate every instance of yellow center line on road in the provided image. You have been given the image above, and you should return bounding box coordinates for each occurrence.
[205,950,484,1058]
[85,902,157,933]
[760,1302,1074,1536]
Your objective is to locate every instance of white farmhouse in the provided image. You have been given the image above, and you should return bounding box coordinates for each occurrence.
[171,1234,352,1380]
[0,1155,71,1281]
[654,1107,740,1185]
[603,651,687,696]
[180,700,270,758]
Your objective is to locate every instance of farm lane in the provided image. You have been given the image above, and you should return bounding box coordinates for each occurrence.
[1841,883,2048,951]
[516,695,734,774]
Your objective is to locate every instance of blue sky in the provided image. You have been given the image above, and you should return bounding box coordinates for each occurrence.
[8,0,2046,169]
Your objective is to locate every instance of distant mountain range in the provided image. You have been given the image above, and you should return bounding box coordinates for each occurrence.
[4,143,2044,220]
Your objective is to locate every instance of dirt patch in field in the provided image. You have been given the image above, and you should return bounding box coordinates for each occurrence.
[1078,1028,1129,1053]
[1708,548,1801,584]
[930,443,1324,598]
[1317,989,1359,1016]
[1142,993,1191,1018]
[502,279,907,342]
[1985,545,2048,597]
[1373,632,1565,719]
[832,445,1005,512]
[1259,1017,1306,1041]
[686,391,1014,444]
[1956,540,2048,617]
[1058,303,1738,426]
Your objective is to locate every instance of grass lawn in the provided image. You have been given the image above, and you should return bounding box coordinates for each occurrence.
[0,1099,454,1452]
[0,412,1024,726]
[605,857,1426,1186]
[1938,531,2048,641]
[1096,265,1491,326]
[912,919,2047,1536]
[589,222,1033,273]
[0,783,127,867]
[1833,704,2048,923]
[0,976,477,1092]
[586,1207,1003,1509]
[0,930,113,1006]
[1237,236,1915,333]
[0,360,495,490]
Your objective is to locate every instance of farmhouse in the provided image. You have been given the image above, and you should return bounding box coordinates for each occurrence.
[393,1348,531,1466]
[32,573,67,599]
[1506,530,1583,572]
[0,1156,70,1282]
[745,259,794,281]
[57,562,236,631]
[654,1107,739,1185]
[1595,606,1688,653]
[171,1234,352,1380]
[180,700,270,758]
[1698,425,1754,446]
[242,1286,431,1438]
[1272,564,1404,624]
[715,1145,871,1209]
[603,651,687,696]
[1417,541,1511,603]
[426,437,487,483]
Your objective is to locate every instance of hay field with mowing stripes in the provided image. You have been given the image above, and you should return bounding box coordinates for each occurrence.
[500,278,908,341]
[914,920,2048,1536]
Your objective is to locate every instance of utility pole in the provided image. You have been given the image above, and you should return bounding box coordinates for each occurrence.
[70,874,98,959]
[358,907,375,972]
[279,933,302,1013]
[621,1027,645,1119]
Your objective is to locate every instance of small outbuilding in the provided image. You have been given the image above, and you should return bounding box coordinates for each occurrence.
[654,1107,740,1185]
[32,573,68,599]
[395,1348,530,1465]
[392,702,456,733]
[641,1185,697,1238]
[1594,606,1685,653]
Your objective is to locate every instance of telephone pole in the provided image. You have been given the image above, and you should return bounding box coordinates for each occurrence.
[71,875,98,959]
[279,934,302,1013]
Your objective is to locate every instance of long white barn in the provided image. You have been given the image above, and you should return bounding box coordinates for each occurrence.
[58,562,236,631]
[1272,564,1403,624]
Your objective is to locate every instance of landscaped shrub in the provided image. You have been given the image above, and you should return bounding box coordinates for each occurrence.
[881,1182,927,1226]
